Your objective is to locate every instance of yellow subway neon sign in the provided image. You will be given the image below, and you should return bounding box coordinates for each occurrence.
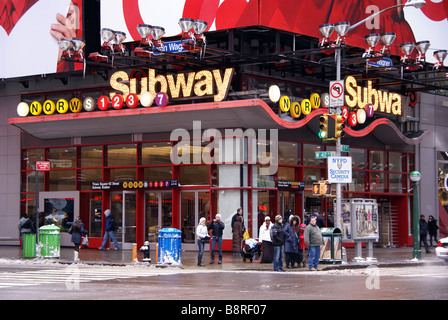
[110,68,234,102]
[345,75,402,115]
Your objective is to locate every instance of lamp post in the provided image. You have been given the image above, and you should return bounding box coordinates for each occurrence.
[410,171,422,260]
[320,0,427,230]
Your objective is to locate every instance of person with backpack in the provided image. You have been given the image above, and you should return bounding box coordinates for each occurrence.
[99,209,120,250]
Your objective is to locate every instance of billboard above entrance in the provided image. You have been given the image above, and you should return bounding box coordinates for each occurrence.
[101,0,448,65]
[0,0,84,79]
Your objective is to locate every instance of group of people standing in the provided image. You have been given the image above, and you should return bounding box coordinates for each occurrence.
[267,214,324,271]
[195,208,325,272]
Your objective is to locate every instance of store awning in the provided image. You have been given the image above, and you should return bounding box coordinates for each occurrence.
[9,99,427,145]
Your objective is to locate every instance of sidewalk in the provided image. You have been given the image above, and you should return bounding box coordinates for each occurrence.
[0,245,444,271]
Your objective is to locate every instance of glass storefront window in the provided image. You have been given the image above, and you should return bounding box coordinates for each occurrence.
[22,171,44,193]
[80,146,103,168]
[370,150,385,171]
[278,167,295,181]
[351,148,367,170]
[255,165,276,188]
[110,168,136,181]
[304,167,324,189]
[303,144,324,166]
[107,144,136,167]
[79,169,103,191]
[179,165,209,185]
[389,152,404,172]
[279,141,300,165]
[349,170,367,192]
[369,172,385,192]
[389,173,406,193]
[22,149,45,170]
[143,167,172,180]
[48,147,76,169]
[141,142,172,165]
[49,170,76,191]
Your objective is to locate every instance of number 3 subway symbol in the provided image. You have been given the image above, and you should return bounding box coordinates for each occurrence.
[331,83,343,98]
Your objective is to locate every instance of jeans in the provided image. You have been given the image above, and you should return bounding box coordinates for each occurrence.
[197,239,205,260]
[100,230,120,249]
[273,245,284,271]
[211,236,223,258]
[308,246,321,269]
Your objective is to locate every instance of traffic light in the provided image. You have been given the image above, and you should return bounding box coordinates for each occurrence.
[318,115,328,139]
[335,114,345,138]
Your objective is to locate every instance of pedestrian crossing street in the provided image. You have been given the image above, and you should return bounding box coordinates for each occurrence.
[0,266,159,289]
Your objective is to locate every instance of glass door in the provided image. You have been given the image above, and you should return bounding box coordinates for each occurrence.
[145,191,173,242]
[110,191,136,249]
[180,191,210,249]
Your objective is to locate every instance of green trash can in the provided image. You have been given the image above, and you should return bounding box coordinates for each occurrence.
[22,233,36,258]
[38,225,61,258]
[319,227,343,264]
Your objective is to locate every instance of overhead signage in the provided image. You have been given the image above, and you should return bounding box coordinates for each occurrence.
[366,58,393,68]
[92,180,179,190]
[110,68,234,103]
[327,156,352,183]
[16,67,234,117]
[152,40,187,55]
[277,181,304,190]
[345,75,402,116]
[36,161,50,171]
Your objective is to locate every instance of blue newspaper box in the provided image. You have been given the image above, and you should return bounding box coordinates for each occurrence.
[158,228,182,265]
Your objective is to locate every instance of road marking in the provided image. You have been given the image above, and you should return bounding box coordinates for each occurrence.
[0,267,158,289]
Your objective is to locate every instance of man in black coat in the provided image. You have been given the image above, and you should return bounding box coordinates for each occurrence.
[419,215,431,253]
[270,215,286,271]
[208,213,225,264]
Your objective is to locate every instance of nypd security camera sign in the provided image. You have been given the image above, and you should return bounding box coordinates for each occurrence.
[327,157,352,183]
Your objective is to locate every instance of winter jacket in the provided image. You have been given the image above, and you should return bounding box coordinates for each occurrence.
[208,219,225,237]
[270,221,286,246]
[196,223,208,240]
[259,222,272,242]
[105,214,117,232]
[284,221,299,254]
[428,219,439,235]
[232,216,243,253]
[419,219,429,236]
[299,223,306,249]
[18,217,32,234]
[69,221,87,245]
[304,223,324,247]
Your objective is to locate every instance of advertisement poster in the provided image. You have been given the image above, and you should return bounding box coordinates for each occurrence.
[352,199,379,240]
[0,0,83,78]
[340,199,352,241]
[101,0,448,65]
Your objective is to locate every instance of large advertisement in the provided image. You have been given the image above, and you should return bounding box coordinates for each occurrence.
[101,0,448,64]
[0,0,83,79]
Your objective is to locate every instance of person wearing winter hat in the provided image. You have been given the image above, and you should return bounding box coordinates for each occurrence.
[196,217,209,267]
[270,215,286,271]
[208,213,225,264]
[99,209,120,250]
